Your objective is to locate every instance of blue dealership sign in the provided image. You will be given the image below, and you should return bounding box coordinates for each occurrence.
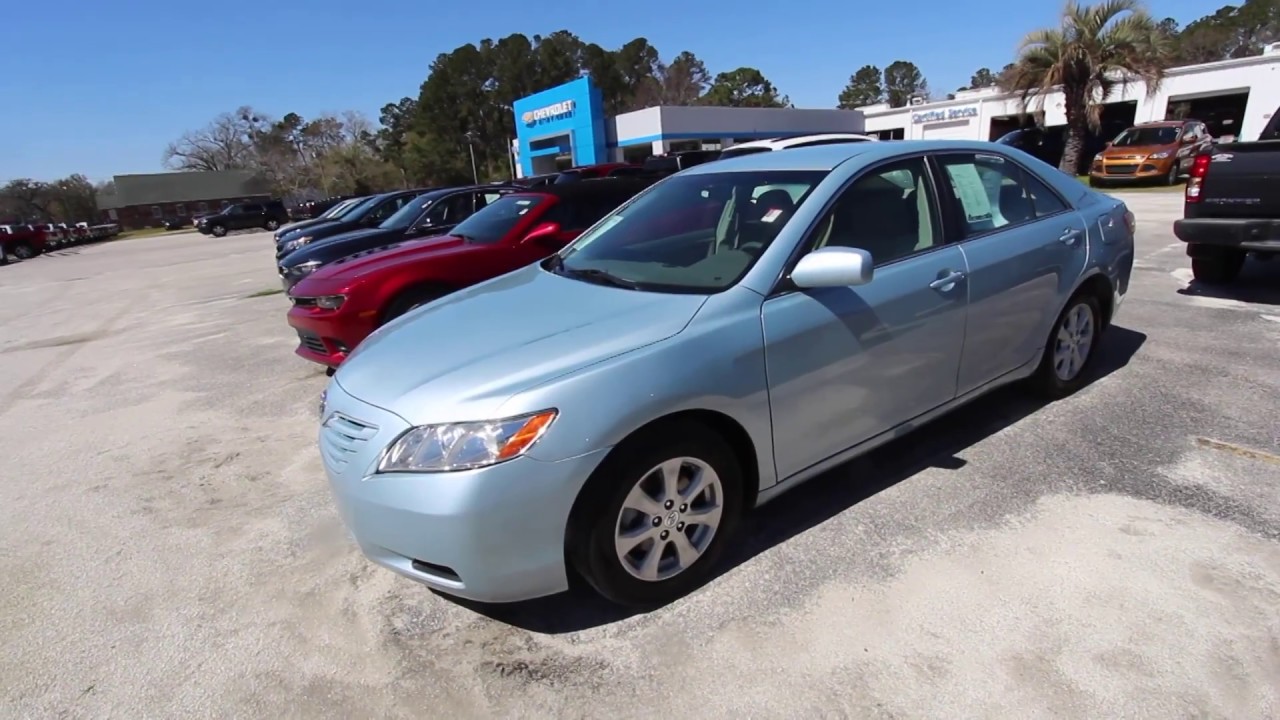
[512,78,607,176]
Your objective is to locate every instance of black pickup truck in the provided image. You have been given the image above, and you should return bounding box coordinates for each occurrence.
[1173,108,1280,283]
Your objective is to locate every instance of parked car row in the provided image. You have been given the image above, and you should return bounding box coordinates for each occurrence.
[293,136,1135,609]
[0,221,121,265]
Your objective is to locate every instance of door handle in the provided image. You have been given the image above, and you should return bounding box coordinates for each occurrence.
[1058,228,1082,246]
[928,270,966,291]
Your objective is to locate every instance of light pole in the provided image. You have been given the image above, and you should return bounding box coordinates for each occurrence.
[463,131,479,184]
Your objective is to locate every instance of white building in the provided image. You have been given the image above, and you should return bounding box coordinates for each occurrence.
[859,45,1280,144]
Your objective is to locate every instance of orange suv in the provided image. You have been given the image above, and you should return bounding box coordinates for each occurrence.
[1089,120,1212,187]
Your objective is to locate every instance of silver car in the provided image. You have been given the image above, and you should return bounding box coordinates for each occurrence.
[319,140,1135,607]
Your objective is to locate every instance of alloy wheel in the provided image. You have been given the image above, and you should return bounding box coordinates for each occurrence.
[1053,302,1095,382]
[614,457,724,582]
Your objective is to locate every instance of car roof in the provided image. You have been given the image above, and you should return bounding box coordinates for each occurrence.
[515,177,654,201]
[725,133,879,152]
[686,139,1066,174]
[1136,120,1184,127]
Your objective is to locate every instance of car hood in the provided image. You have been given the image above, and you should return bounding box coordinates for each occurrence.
[1101,143,1175,157]
[316,234,465,282]
[335,263,708,425]
[280,227,401,267]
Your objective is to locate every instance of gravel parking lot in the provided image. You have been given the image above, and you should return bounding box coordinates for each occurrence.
[2,194,1278,718]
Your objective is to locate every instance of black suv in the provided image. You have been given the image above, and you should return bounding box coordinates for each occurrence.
[197,200,289,237]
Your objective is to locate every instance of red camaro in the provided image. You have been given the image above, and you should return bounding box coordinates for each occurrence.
[286,178,656,369]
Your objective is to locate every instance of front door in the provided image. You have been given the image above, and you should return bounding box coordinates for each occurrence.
[762,155,969,481]
[931,152,1089,394]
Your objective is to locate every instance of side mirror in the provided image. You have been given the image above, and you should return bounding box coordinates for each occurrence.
[791,247,873,289]
[521,221,562,246]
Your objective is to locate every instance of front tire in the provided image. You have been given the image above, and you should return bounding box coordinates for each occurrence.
[13,243,36,260]
[569,420,744,607]
[1033,293,1102,399]
[1191,252,1244,284]
[1165,162,1180,186]
[210,224,227,237]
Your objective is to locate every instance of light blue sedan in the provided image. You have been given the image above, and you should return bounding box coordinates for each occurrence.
[319,140,1135,607]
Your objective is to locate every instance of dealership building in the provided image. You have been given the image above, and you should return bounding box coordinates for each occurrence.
[511,77,867,176]
[510,45,1279,177]
[859,44,1280,146]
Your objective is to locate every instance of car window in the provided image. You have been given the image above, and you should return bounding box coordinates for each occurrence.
[366,195,414,224]
[242,203,263,213]
[936,152,1045,237]
[451,195,546,244]
[808,156,939,266]
[421,192,474,225]
[556,170,828,292]
[1020,170,1068,217]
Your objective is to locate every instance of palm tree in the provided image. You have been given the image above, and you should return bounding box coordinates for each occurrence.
[1002,0,1171,174]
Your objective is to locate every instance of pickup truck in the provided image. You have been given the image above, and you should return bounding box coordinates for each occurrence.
[0,224,48,260]
[1173,107,1280,283]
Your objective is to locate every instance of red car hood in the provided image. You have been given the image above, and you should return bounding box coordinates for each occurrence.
[294,234,467,293]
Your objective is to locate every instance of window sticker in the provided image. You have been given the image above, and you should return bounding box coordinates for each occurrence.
[761,208,783,223]
[946,164,993,224]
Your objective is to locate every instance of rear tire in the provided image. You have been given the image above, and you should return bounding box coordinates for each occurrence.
[1191,252,1244,284]
[1032,293,1102,399]
[568,420,744,607]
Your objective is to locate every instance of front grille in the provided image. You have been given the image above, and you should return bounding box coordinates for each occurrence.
[297,331,327,355]
[1106,164,1139,175]
[320,413,379,471]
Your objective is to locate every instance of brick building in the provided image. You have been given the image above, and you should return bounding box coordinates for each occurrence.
[97,171,272,229]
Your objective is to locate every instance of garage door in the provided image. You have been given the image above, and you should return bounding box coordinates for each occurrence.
[921,119,976,140]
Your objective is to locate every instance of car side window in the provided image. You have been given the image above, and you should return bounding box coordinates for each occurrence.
[808,156,940,267]
[1018,171,1068,217]
[475,191,505,211]
[936,153,1043,237]
[242,203,263,214]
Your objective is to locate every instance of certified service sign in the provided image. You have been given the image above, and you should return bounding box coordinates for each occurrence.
[522,100,576,126]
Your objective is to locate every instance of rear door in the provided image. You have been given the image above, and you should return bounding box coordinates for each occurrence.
[932,151,1088,394]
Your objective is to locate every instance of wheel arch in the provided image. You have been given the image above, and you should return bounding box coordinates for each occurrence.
[378,278,458,326]
[1071,270,1115,329]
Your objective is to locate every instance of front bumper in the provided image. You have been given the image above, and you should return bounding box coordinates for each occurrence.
[1174,218,1280,253]
[287,305,373,368]
[1089,159,1175,181]
[320,380,609,603]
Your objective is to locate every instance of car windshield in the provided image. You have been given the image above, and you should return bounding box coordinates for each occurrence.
[450,195,546,244]
[321,200,353,218]
[378,194,438,230]
[554,170,827,293]
[1112,126,1180,146]
[338,196,382,219]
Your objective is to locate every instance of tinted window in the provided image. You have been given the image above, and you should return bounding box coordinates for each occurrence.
[419,192,474,226]
[808,157,939,266]
[380,193,440,230]
[364,195,415,224]
[1020,170,1068,217]
[717,146,772,159]
[554,170,584,184]
[451,195,546,244]
[936,152,1043,237]
[242,203,264,213]
[556,170,827,292]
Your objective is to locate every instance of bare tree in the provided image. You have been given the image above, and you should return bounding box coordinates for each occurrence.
[161,110,258,172]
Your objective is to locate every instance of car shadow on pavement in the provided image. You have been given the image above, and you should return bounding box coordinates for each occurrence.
[448,325,1149,633]
[1177,260,1280,306]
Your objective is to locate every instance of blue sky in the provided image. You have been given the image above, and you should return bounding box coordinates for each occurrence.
[2,0,1214,181]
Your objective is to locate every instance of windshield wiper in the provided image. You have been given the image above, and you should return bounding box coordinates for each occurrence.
[560,266,643,290]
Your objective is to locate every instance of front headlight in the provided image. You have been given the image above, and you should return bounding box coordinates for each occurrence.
[289,260,321,278]
[282,236,312,252]
[377,409,558,473]
[315,295,344,310]
[1093,153,1103,161]
[1148,151,1170,159]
